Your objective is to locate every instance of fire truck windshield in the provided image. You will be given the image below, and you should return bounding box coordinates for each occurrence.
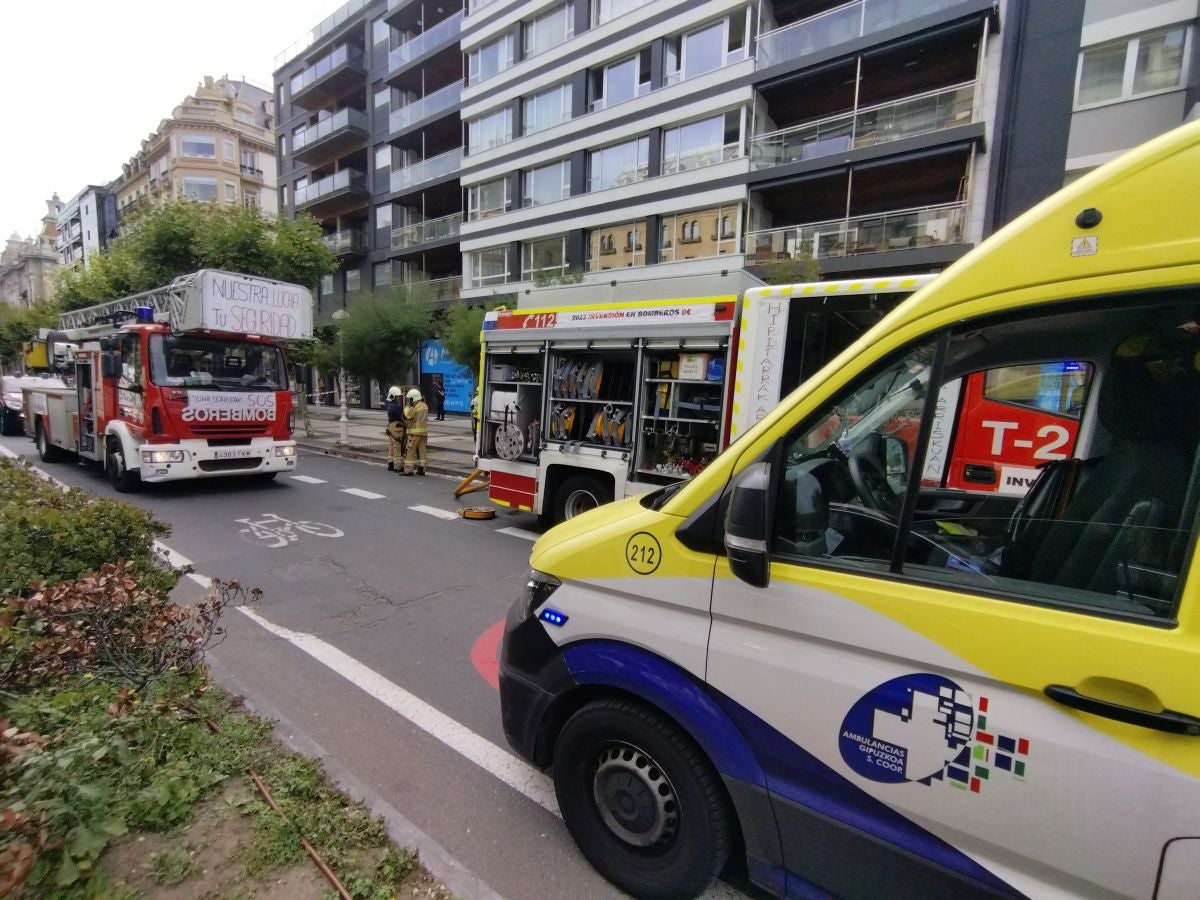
[149,335,287,391]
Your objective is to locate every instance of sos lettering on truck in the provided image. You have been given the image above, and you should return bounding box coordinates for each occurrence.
[181,391,276,423]
[840,674,1031,795]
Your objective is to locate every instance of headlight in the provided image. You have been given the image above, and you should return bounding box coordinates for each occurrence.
[3,395,21,411]
[520,569,561,619]
[274,445,296,457]
[141,449,185,464]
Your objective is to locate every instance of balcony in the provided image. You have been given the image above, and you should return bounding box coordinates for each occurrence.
[747,201,968,262]
[240,165,264,181]
[661,141,743,177]
[751,82,976,169]
[293,108,369,165]
[389,81,462,135]
[289,45,366,109]
[294,168,369,219]
[404,275,462,303]
[757,0,964,70]
[390,212,463,251]
[323,228,370,257]
[389,147,463,193]
[388,12,463,76]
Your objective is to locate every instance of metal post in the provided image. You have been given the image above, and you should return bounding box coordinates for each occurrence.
[333,309,349,445]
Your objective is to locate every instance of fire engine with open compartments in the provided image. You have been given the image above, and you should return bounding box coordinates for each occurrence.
[21,269,312,491]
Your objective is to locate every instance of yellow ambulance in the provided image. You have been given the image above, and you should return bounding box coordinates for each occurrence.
[499,120,1200,899]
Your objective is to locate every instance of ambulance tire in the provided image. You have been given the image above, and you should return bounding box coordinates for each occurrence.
[552,474,611,524]
[554,699,733,900]
[35,421,65,462]
[105,436,139,493]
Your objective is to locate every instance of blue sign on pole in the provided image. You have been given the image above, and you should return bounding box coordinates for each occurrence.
[419,340,474,414]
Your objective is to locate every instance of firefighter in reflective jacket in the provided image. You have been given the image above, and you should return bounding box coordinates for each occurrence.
[401,388,428,476]
[385,386,407,472]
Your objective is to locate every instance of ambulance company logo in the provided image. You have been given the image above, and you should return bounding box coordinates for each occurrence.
[839,674,1031,795]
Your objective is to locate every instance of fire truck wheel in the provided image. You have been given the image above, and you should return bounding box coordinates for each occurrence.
[553,474,612,524]
[105,437,140,493]
[35,421,65,463]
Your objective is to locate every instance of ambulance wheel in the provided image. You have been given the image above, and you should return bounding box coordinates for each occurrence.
[553,474,611,523]
[105,437,139,493]
[35,421,64,462]
[553,699,733,900]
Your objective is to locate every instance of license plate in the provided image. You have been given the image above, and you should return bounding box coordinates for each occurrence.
[215,448,254,459]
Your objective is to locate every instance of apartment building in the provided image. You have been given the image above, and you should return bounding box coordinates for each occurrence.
[114,76,278,223]
[1065,0,1199,183]
[54,185,119,271]
[273,0,465,322]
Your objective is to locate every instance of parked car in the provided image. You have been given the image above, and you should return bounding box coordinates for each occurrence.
[0,373,65,436]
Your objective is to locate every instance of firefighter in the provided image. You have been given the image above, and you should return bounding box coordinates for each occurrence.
[385,386,407,472]
[401,387,429,476]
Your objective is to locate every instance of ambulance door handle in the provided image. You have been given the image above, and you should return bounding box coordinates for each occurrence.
[1044,684,1200,736]
[962,464,996,485]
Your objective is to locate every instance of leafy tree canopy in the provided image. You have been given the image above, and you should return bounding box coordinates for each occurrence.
[437,299,510,378]
[0,300,59,368]
[337,287,435,392]
[54,200,337,311]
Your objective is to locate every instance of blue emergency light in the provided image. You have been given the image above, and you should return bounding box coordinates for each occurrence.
[135,305,155,323]
[539,608,569,627]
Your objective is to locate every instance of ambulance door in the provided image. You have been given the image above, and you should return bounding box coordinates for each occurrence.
[708,293,1200,899]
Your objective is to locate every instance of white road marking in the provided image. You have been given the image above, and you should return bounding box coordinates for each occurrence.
[236,607,559,814]
[290,475,327,484]
[342,487,386,500]
[496,527,540,542]
[409,504,460,521]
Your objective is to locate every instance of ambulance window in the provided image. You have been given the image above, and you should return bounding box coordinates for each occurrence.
[982,362,1092,417]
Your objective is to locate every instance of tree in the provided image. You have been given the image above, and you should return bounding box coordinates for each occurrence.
[54,200,337,310]
[438,299,509,378]
[0,301,59,369]
[338,287,435,393]
[761,253,821,285]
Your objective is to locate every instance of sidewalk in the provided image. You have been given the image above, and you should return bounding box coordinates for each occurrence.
[295,404,478,479]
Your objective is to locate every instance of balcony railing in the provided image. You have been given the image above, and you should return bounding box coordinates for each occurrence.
[389,147,463,193]
[323,228,370,255]
[276,0,371,68]
[390,212,464,250]
[747,201,968,262]
[240,165,264,180]
[294,108,369,152]
[290,45,364,96]
[751,82,976,168]
[757,0,962,69]
[661,141,742,176]
[389,81,463,133]
[403,275,462,302]
[389,12,463,71]
[294,168,367,207]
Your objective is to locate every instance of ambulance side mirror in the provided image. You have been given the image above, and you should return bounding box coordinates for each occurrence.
[724,461,773,589]
[100,352,122,380]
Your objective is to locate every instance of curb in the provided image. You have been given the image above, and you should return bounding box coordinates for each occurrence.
[295,439,476,480]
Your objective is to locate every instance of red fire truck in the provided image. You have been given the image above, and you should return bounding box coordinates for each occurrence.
[22,269,312,491]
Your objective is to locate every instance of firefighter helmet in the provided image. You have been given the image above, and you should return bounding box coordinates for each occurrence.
[406,388,422,403]
[387,385,403,401]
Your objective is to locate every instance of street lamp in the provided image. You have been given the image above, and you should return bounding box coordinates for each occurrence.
[332,308,349,445]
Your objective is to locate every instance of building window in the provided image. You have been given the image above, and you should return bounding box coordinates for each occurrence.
[659,204,741,263]
[181,133,216,158]
[522,235,568,280]
[375,144,392,170]
[522,159,571,207]
[374,261,393,288]
[241,149,258,173]
[524,2,574,58]
[588,136,649,192]
[281,185,288,207]
[587,220,645,270]
[225,182,236,203]
[665,17,742,85]
[346,269,361,293]
[589,50,650,111]
[470,246,511,287]
[235,107,256,125]
[375,204,393,230]
[374,87,391,109]
[468,177,510,220]
[591,0,640,28]
[662,111,740,175]
[321,274,333,296]
[1076,26,1190,107]
[469,32,515,84]
[522,82,572,135]
[243,192,259,209]
[223,139,236,162]
[182,176,218,201]
[468,107,513,154]
[372,17,391,46]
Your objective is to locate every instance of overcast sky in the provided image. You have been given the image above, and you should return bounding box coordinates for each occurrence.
[0,0,338,240]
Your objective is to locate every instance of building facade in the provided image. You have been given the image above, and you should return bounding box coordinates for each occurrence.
[0,198,62,308]
[114,76,279,223]
[54,185,119,271]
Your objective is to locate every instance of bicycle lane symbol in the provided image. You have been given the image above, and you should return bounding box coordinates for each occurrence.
[235,513,345,549]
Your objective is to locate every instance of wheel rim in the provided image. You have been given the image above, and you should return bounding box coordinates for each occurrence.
[563,488,599,519]
[110,447,124,479]
[591,742,679,849]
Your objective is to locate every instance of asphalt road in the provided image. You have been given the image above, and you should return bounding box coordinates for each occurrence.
[0,435,754,900]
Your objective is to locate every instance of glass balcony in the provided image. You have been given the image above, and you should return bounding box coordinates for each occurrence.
[294,108,369,153]
[289,45,365,98]
[746,201,968,262]
[323,228,370,255]
[403,275,462,302]
[389,81,462,134]
[276,0,372,68]
[294,169,367,208]
[389,147,464,193]
[751,82,976,168]
[389,12,463,72]
[390,212,464,250]
[757,0,962,69]
[661,141,742,176]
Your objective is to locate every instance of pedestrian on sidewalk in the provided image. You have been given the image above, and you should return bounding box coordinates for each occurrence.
[385,386,408,471]
[401,387,429,476]
[434,382,446,420]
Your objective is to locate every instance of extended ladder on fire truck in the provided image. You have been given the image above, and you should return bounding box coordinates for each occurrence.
[57,274,197,335]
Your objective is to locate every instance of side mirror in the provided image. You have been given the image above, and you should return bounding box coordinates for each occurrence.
[100,352,122,380]
[99,337,117,352]
[885,436,908,479]
[724,461,773,588]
